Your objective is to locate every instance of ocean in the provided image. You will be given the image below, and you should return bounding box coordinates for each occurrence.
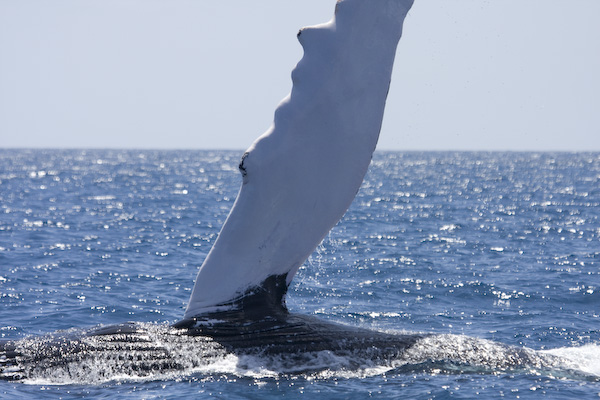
[0,149,599,398]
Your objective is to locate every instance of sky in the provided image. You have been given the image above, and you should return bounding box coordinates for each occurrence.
[1,0,598,151]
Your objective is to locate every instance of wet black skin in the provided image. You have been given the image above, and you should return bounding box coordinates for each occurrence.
[172,274,425,356]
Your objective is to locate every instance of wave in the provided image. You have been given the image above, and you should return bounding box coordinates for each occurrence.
[544,344,600,378]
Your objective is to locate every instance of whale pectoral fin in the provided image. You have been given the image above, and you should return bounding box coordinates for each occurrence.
[184,0,414,319]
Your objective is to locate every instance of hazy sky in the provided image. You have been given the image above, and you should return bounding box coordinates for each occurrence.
[1,1,598,151]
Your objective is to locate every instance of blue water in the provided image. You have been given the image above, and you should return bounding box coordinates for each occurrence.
[1,149,599,398]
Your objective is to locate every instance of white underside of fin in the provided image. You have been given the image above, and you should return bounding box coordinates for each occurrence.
[184,0,414,318]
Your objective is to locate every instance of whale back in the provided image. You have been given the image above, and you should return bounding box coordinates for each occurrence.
[184,0,414,319]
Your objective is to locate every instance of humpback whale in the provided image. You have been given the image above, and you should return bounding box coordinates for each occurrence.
[0,0,575,384]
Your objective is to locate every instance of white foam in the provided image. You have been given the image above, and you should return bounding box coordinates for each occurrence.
[544,344,600,377]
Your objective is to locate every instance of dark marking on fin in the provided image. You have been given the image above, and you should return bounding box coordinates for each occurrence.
[173,274,289,329]
[238,152,249,180]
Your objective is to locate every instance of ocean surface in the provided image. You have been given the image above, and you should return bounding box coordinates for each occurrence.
[0,149,599,399]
